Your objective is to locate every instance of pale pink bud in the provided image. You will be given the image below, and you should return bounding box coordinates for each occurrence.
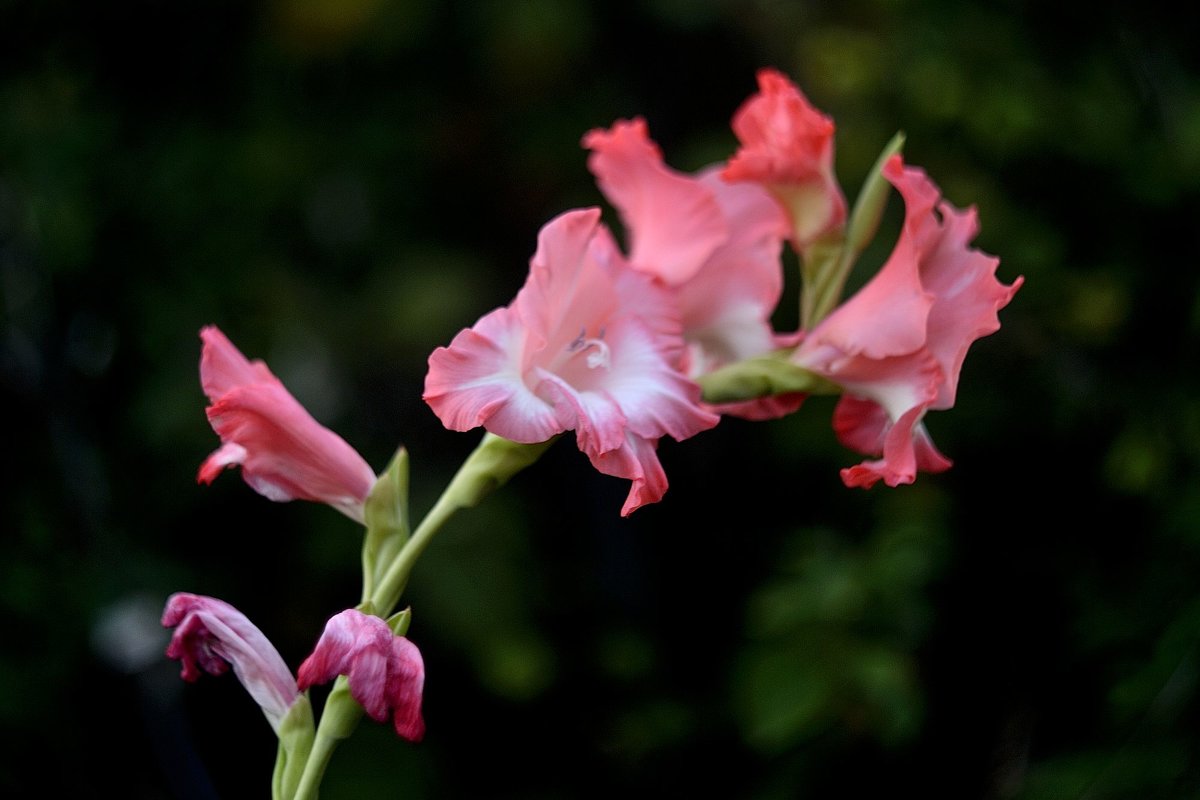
[297,609,425,742]
[161,592,301,734]
[197,325,376,522]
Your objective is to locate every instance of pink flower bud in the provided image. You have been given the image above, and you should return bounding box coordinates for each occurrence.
[723,68,847,249]
[297,609,425,742]
[197,325,376,522]
[161,593,301,734]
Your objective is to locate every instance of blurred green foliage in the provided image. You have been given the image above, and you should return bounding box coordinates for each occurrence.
[3,0,1199,797]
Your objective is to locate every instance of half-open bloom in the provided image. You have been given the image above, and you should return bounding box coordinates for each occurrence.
[162,592,301,734]
[198,325,376,522]
[792,154,1023,487]
[423,208,719,515]
[297,609,425,741]
[723,68,846,249]
[582,118,800,420]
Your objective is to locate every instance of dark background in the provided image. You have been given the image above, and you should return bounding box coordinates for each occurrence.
[4,1,1199,797]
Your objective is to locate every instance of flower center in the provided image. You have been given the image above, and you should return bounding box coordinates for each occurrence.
[567,327,611,371]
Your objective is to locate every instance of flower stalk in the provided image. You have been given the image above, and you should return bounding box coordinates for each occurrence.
[370,433,556,616]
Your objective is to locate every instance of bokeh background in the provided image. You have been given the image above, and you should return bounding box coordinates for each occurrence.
[4,0,1199,797]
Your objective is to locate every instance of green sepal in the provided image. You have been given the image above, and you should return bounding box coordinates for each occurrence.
[697,353,840,405]
[444,433,558,510]
[367,432,555,616]
[843,130,906,263]
[319,675,366,742]
[799,235,845,329]
[386,607,412,636]
[271,695,315,800]
[804,131,906,328]
[361,446,411,601]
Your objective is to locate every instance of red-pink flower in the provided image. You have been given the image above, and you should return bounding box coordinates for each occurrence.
[723,68,846,249]
[423,208,719,515]
[792,154,1023,487]
[162,592,301,733]
[582,118,801,420]
[198,325,376,522]
[297,609,425,742]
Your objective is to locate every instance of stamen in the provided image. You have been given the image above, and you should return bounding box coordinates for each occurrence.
[584,339,611,370]
[565,328,611,370]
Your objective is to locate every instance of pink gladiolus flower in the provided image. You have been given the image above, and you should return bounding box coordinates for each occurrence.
[423,208,720,516]
[723,68,846,249]
[162,592,301,733]
[792,154,1023,488]
[297,609,425,742]
[582,118,801,420]
[197,325,376,522]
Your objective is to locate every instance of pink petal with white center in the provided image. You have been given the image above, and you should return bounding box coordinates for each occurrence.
[162,593,300,734]
[794,154,1021,486]
[297,609,425,742]
[722,68,846,247]
[423,209,718,513]
[583,118,727,284]
[197,326,376,521]
[424,307,563,443]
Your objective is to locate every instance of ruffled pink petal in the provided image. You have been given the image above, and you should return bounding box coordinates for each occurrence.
[722,68,846,246]
[794,154,1020,486]
[807,219,934,361]
[833,395,952,489]
[838,405,951,488]
[162,593,300,734]
[585,432,669,517]
[882,157,1025,409]
[297,609,425,741]
[424,307,563,443]
[583,118,727,284]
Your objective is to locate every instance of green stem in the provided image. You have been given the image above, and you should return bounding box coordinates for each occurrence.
[370,476,463,615]
[291,733,339,800]
[288,433,554,799]
[370,433,554,616]
[291,677,364,800]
